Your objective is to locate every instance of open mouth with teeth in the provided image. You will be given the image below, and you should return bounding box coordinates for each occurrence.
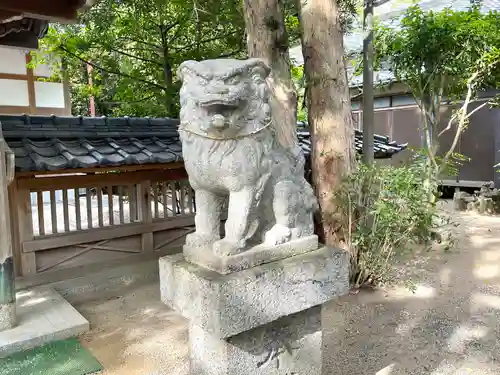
[199,98,241,131]
[199,98,240,109]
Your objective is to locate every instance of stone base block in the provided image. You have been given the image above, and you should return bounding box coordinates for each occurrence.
[184,235,319,274]
[0,303,16,331]
[0,287,90,358]
[160,245,349,338]
[190,306,322,375]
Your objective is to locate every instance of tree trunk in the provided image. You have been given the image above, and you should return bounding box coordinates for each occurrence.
[297,0,355,246]
[362,0,375,165]
[160,25,176,117]
[163,57,175,115]
[242,0,300,157]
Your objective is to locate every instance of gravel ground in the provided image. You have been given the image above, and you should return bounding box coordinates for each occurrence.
[76,203,500,375]
[75,284,188,375]
[323,205,500,374]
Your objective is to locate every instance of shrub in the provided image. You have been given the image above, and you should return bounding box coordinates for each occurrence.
[335,157,437,288]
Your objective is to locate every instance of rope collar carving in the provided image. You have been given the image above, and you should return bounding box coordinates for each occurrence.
[178,120,272,140]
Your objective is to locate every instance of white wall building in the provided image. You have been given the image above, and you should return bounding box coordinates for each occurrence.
[0,45,71,115]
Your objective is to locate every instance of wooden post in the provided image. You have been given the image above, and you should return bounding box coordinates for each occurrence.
[138,181,153,253]
[0,128,16,330]
[16,189,36,276]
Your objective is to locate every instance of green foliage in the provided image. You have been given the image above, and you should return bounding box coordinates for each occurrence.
[36,0,361,118]
[290,64,307,121]
[37,0,247,117]
[407,145,471,181]
[336,156,436,287]
[283,0,301,46]
[375,5,500,102]
[35,0,360,118]
[338,0,360,32]
[372,5,500,184]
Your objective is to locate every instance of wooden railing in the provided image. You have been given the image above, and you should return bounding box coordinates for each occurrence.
[28,180,194,236]
[10,167,196,278]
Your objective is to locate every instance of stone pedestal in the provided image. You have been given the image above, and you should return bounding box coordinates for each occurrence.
[184,235,319,275]
[166,57,349,373]
[189,307,321,375]
[0,257,16,331]
[160,245,349,374]
[0,303,16,332]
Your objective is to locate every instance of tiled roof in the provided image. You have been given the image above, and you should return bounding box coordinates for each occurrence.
[0,17,48,49]
[0,115,182,172]
[296,122,407,160]
[289,0,500,86]
[0,115,408,172]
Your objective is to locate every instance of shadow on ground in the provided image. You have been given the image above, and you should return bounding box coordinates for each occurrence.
[322,210,500,375]
[74,205,500,375]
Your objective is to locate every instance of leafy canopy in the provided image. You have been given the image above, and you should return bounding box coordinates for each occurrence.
[375,5,500,105]
[37,0,362,118]
[373,5,500,175]
[38,0,247,117]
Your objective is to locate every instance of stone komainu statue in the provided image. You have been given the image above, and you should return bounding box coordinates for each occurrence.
[177,58,318,256]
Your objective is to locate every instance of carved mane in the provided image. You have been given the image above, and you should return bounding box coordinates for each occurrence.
[175,58,317,260]
[177,58,295,152]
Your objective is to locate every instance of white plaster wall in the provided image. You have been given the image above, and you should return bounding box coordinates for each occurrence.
[33,54,60,78]
[34,81,65,108]
[33,62,53,78]
[0,46,27,75]
[0,79,29,106]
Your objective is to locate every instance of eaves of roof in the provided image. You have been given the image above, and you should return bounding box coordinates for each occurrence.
[0,115,408,172]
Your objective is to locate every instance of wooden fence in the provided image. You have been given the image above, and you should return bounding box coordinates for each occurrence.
[9,166,197,281]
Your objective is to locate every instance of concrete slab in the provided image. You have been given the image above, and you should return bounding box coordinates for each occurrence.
[0,286,90,358]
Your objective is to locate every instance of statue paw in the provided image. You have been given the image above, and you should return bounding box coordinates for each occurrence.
[213,239,245,256]
[186,232,220,248]
[264,225,292,246]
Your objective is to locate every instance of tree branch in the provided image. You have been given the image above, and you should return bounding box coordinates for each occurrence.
[432,75,445,129]
[171,31,239,53]
[105,45,163,66]
[100,94,156,105]
[58,45,167,91]
[441,71,479,169]
[417,79,438,167]
[438,100,488,137]
[116,36,161,49]
[167,11,196,45]
[164,20,181,35]
[465,100,489,119]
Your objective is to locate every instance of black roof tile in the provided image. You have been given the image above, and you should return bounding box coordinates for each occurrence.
[0,115,407,172]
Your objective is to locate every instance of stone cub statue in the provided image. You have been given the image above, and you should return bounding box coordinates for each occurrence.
[177,58,318,256]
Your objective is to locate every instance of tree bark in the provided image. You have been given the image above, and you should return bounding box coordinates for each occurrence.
[160,25,176,117]
[362,0,375,165]
[242,0,300,157]
[297,0,355,246]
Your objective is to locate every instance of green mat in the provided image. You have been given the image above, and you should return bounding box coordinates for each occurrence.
[0,338,103,375]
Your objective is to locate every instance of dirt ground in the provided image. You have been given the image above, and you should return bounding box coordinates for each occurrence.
[76,285,189,375]
[76,201,500,375]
